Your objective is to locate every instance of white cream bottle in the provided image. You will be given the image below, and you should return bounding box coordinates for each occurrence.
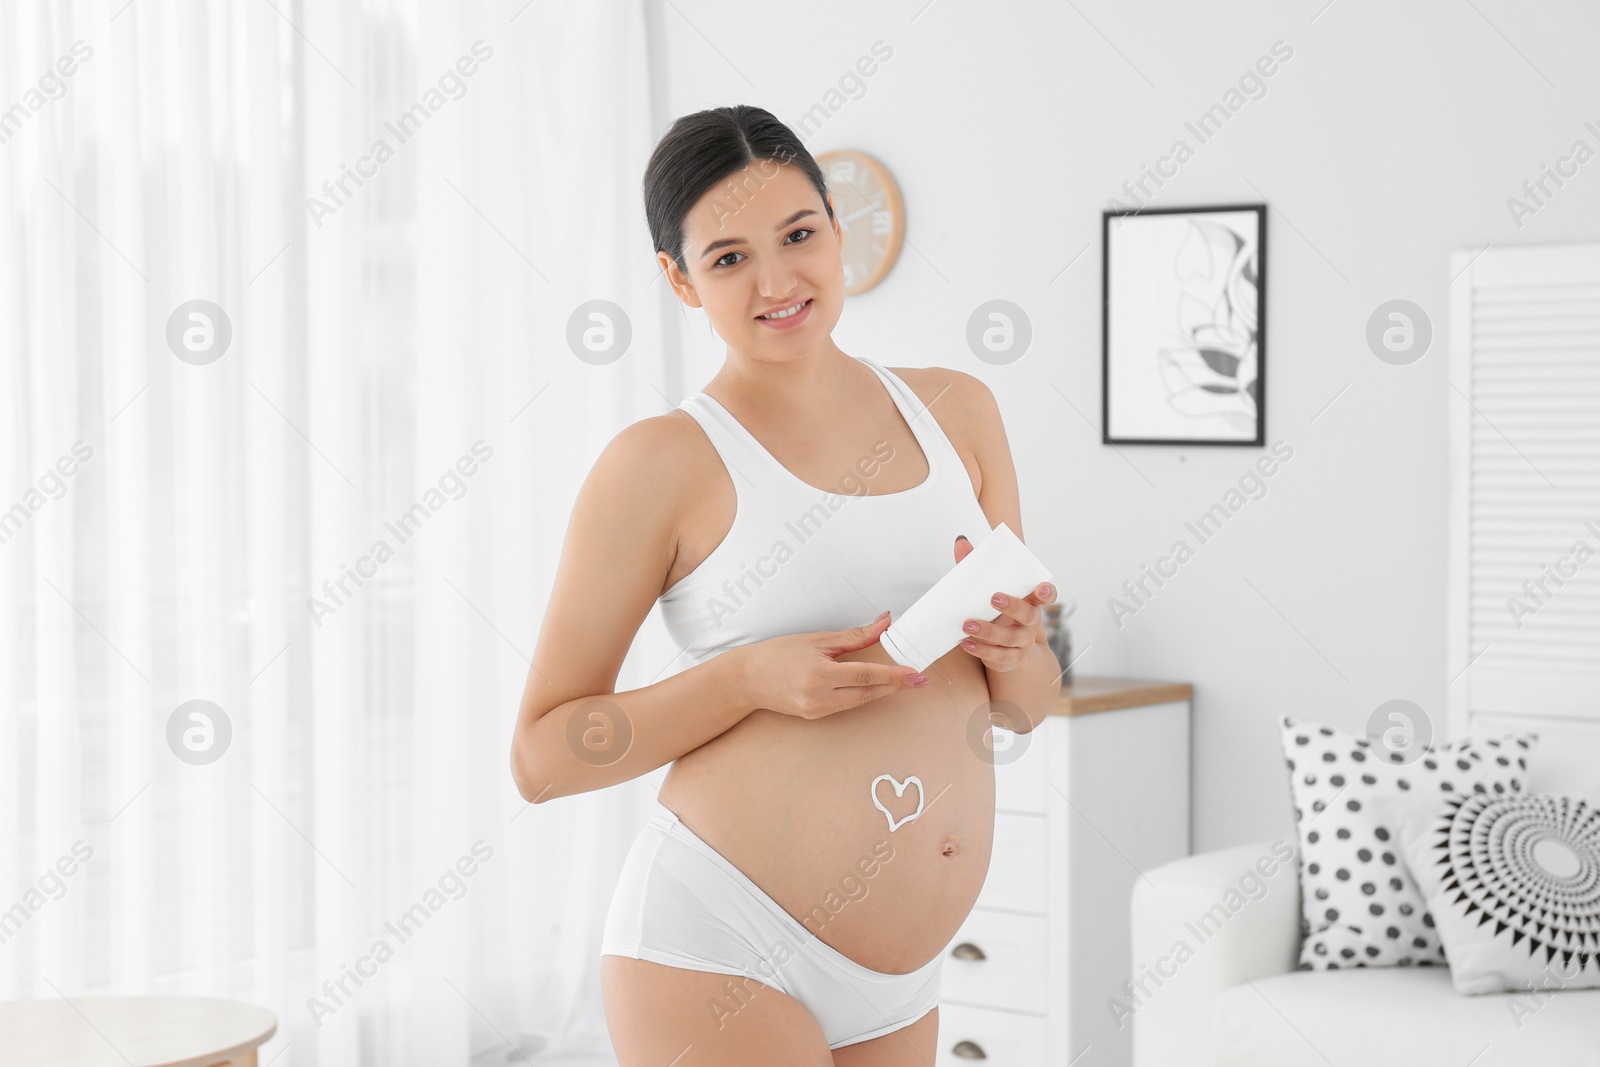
[878,522,1054,671]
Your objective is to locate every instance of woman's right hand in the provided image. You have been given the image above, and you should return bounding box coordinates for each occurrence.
[734,611,931,721]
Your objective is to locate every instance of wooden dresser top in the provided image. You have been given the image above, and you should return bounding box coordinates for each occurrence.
[1048,676,1192,717]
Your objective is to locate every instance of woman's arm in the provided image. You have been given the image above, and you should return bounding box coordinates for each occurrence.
[512,644,755,804]
[930,368,1064,733]
[509,414,755,803]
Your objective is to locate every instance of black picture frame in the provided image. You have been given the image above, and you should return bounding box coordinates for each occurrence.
[1101,203,1266,446]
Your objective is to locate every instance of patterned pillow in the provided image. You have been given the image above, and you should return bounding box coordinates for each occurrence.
[1385,790,1600,995]
[1279,715,1538,970]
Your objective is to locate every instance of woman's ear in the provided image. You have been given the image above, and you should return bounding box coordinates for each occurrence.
[657,250,702,309]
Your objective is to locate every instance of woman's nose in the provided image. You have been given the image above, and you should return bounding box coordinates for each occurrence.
[754,263,799,301]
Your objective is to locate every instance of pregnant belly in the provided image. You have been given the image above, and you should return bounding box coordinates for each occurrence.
[659,640,996,975]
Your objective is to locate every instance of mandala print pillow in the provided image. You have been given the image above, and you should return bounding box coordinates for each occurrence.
[1387,790,1600,995]
[1279,715,1538,970]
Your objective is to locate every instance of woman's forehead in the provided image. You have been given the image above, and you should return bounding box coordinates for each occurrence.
[684,162,819,245]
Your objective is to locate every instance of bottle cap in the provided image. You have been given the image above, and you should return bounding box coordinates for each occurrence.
[878,627,918,670]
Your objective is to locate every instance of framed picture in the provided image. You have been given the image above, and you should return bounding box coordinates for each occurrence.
[1102,203,1266,445]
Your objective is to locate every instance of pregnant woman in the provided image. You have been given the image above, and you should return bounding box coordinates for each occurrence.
[509,105,1061,1066]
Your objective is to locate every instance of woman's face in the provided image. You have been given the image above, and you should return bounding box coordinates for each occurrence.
[660,160,844,355]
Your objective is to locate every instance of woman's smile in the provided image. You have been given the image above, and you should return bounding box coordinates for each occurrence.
[755,296,814,329]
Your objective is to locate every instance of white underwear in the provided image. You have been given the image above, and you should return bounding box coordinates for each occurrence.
[601,799,943,1051]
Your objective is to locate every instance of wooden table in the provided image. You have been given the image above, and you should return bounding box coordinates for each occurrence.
[0,997,276,1067]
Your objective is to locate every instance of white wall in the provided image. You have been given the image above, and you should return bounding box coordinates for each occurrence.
[648,0,1600,854]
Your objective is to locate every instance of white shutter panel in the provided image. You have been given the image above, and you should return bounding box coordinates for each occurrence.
[1448,243,1600,736]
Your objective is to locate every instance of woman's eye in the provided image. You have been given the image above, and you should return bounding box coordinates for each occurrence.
[714,229,811,268]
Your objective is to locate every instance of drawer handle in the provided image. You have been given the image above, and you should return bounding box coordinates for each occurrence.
[951,1039,987,1059]
[950,941,986,961]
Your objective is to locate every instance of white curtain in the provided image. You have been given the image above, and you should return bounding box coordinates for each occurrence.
[0,1,677,1062]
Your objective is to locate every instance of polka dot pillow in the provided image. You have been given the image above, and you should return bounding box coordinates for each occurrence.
[1279,715,1538,971]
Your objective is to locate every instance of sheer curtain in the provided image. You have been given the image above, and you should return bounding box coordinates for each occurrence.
[0,1,676,1062]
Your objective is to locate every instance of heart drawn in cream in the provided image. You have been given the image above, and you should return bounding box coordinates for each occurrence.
[870,773,925,833]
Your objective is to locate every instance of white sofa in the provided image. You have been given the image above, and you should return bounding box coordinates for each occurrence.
[1130,748,1600,1067]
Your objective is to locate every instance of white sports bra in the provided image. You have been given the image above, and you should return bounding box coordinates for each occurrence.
[658,357,994,668]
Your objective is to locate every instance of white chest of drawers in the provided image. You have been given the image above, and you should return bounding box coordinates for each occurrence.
[935,678,1192,1067]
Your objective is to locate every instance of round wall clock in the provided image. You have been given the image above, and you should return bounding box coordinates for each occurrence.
[815,149,904,296]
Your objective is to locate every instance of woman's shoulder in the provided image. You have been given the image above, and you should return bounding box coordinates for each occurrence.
[600,408,715,487]
[885,365,1001,442]
[885,365,1006,504]
[586,408,730,528]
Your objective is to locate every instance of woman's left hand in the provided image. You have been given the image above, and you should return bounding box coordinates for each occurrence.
[953,534,1055,673]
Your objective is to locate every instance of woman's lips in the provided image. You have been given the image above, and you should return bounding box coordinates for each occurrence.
[755,298,813,330]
